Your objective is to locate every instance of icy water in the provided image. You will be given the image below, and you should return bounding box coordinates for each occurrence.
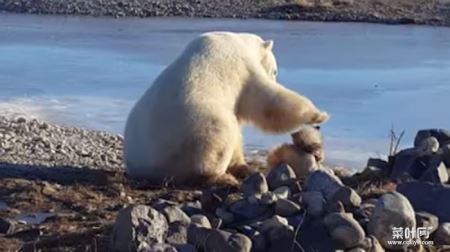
[1,14,450,169]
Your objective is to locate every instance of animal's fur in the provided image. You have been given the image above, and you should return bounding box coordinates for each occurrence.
[124,32,328,185]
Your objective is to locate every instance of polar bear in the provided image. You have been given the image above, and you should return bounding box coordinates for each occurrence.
[124,32,328,186]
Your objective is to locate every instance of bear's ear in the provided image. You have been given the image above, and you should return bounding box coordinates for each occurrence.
[263,40,274,51]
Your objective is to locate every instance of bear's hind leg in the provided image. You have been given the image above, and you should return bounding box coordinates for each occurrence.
[227,136,255,180]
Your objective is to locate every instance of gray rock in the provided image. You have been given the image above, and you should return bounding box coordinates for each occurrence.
[418,136,440,154]
[215,207,235,224]
[180,201,202,216]
[414,129,450,147]
[151,199,179,211]
[187,225,252,252]
[297,219,335,252]
[360,158,388,179]
[258,215,289,234]
[360,235,385,252]
[166,222,187,244]
[367,158,389,171]
[305,170,343,200]
[397,181,450,222]
[434,222,450,245]
[302,191,325,217]
[260,191,277,205]
[0,217,16,234]
[443,144,450,167]
[266,163,297,190]
[275,199,301,217]
[273,186,290,199]
[161,206,191,225]
[137,242,177,252]
[201,187,227,212]
[420,159,449,184]
[235,225,257,237]
[210,217,223,229]
[367,192,416,250]
[249,232,267,252]
[354,202,375,222]
[110,205,168,252]
[266,225,299,252]
[240,172,268,197]
[173,244,196,252]
[389,148,426,179]
[330,186,362,209]
[190,214,211,228]
[323,212,365,249]
[246,194,260,204]
[347,248,365,252]
[285,180,303,196]
[415,211,439,234]
[228,199,268,220]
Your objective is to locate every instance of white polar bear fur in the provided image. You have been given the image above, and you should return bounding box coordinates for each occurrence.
[124,31,328,185]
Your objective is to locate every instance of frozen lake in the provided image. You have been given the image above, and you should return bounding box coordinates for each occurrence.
[1,14,450,169]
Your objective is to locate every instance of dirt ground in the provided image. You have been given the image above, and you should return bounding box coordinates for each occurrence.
[0,166,201,251]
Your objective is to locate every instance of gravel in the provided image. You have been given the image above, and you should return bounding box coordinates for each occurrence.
[0,116,124,171]
[0,0,449,26]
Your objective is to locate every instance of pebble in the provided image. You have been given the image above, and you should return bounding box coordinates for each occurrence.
[240,172,268,197]
[443,144,450,167]
[324,212,365,249]
[397,181,450,222]
[273,186,290,199]
[190,214,211,228]
[166,222,188,244]
[368,192,416,250]
[305,170,343,200]
[419,159,449,184]
[110,205,168,252]
[0,116,123,170]
[418,136,440,153]
[187,225,252,252]
[215,207,235,224]
[434,222,450,245]
[228,199,268,220]
[210,217,223,229]
[415,211,439,233]
[302,191,326,217]
[249,232,267,252]
[161,206,191,225]
[266,163,296,190]
[266,225,297,252]
[0,217,16,234]
[360,236,385,252]
[274,199,301,217]
[138,242,177,252]
[330,186,362,209]
[181,201,202,216]
[174,244,196,252]
[258,215,289,234]
[260,191,277,205]
[414,129,450,147]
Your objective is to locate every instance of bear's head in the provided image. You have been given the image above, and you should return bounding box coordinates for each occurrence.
[234,32,278,81]
[260,40,278,81]
[196,32,278,82]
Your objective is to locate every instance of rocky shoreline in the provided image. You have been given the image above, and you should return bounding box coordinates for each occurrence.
[1,116,450,251]
[1,0,450,27]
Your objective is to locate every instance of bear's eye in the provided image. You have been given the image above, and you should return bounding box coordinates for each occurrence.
[273,69,278,76]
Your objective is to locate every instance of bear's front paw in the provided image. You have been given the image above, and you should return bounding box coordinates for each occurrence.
[228,164,256,180]
[311,111,329,124]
